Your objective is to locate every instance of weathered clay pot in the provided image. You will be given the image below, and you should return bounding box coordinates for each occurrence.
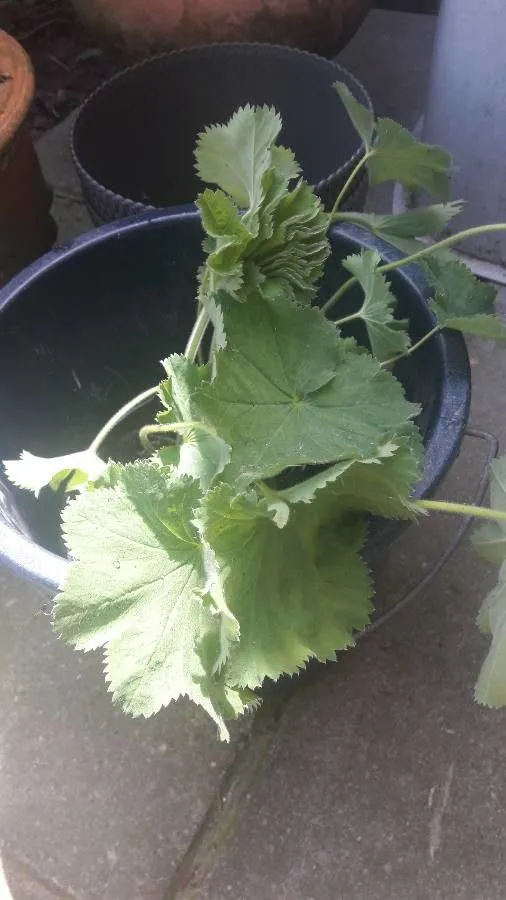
[0,31,56,286]
[71,0,371,56]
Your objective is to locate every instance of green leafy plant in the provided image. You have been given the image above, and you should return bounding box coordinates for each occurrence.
[6,91,506,740]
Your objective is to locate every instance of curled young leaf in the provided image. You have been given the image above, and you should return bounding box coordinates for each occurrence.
[197,188,252,278]
[195,105,329,305]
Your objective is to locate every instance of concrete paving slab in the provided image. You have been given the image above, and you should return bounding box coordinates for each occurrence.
[4,9,505,900]
[187,324,506,900]
[50,195,93,245]
[36,112,83,202]
[0,83,260,900]
[190,561,506,900]
[172,12,506,900]
[0,849,78,900]
[36,112,94,245]
[0,568,251,900]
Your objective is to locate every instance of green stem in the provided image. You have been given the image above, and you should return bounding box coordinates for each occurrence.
[185,306,211,363]
[89,385,159,453]
[416,499,506,523]
[334,310,362,328]
[330,152,372,217]
[89,305,210,454]
[379,223,506,274]
[321,278,357,315]
[331,212,371,226]
[322,222,506,317]
[380,325,441,368]
[139,420,216,453]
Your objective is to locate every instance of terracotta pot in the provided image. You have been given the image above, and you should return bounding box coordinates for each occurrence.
[0,31,57,287]
[71,0,371,56]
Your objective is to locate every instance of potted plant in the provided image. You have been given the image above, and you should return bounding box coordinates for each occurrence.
[69,0,371,57]
[2,86,506,739]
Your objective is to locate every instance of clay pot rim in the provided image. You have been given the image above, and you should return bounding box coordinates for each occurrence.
[70,41,373,216]
[0,29,34,152]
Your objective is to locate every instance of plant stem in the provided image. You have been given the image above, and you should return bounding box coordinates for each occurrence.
[139,421,216,453]
[330,152,372,216]
[379,223,506,274]
[88,305,210,454]
[380,325,441,368]
[334,310,362,328]
[185,306,210,363]
[321,278,357,315]
[331,211,371,227]
[90,385,159,453]
[416,499,506,523]
[322,222,506,317]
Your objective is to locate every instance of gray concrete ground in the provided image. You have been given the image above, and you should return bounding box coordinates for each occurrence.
[2,8,506,899]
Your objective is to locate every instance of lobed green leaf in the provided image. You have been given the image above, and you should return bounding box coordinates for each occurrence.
[342,249,411,361]
[334,84,454,199]
[196,289,419,485]
[195,104,282,213]
[368,119,453,200]
[53,462,244,739]
[3,449,106,497]
[333,81,375,151]
[199,484,373,689]
[423,256,506,340]
[335,203,464,240]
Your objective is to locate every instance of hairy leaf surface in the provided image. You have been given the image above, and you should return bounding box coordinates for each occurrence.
[279,435,421,519]
[195,105,281,212]
[158,355,230,489]
[53,463,243,737]
[197,290,418,484]
[199,484,373,688]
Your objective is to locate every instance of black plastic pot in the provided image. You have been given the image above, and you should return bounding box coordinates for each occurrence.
[70,44,372,224]
[0,211,470,591]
